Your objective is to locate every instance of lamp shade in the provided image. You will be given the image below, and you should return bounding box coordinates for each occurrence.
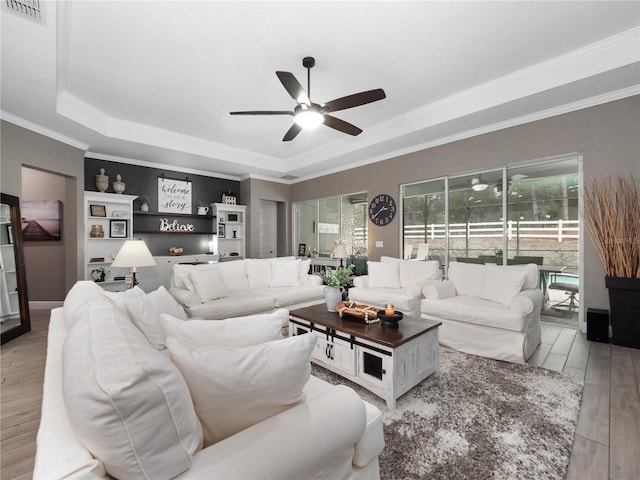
[111,240,156,268]
[332,244,349,259]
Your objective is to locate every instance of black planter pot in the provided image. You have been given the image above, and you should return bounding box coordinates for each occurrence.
[605,276,640,349]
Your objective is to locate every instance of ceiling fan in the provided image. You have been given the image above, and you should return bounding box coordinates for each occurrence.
[230,57,386,142]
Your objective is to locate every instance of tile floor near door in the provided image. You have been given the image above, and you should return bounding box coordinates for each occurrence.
[1,313,639,479]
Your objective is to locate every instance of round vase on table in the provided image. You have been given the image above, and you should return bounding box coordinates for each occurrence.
[325,286,344,312]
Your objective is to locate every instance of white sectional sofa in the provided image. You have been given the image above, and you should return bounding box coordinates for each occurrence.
[169,257,326,319]
[34,281,385,479]
[348,257,442,316]
[419,261,543,364]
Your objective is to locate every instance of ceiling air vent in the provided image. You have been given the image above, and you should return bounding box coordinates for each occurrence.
[4,0,45,25]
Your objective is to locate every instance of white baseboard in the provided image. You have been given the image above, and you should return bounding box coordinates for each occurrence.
[29,301,63,310]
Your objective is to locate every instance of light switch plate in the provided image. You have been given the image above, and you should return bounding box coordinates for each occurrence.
[376,241,383,248]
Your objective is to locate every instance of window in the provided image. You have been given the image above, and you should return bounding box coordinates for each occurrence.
[401,155,581,326]
[293,192,367,258]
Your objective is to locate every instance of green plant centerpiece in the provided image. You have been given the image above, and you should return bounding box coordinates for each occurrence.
[320,264,355,287]
[319,264,355,312]
[584,174,640,348]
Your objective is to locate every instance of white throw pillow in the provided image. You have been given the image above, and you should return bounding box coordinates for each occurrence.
[104,286,146,311]
[188,266,227,302]
[62,281,108,330]
[246,258,271,290]
[398,260,440,287]
[299,258,311,281]
[448,262,486,297]
[161,308,286,347]
[217,260,249,292]
[270,259,301,287]
[125,286,187,350]
[479,265,528,305]
[166,333,316,447]
[62,303,203,480]
[172,263,218,292]
[367,261,401,288]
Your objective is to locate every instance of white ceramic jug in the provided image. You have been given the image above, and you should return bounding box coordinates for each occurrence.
[197,206,209,215]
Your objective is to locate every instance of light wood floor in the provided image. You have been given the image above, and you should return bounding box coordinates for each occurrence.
[1,312,639,479]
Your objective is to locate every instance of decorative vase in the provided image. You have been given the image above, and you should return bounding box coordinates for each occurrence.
[113,174,126,194]
[605,276,640,348]
[140,202,149,212]
[324,286,344,312]
[89,225,104,238]
[96,168,109,192]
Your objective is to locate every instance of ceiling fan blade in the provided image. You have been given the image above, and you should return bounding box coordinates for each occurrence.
[230,110,293,115]
[323,115,362,136]
[276,71,310,105]
[323,89,386,112]
[282,123,303,142]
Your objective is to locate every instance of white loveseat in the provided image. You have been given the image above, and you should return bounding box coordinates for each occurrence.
[419,261,543,364]
[348,257,442,316]
[170,257,325,319]
[34,281,385,479]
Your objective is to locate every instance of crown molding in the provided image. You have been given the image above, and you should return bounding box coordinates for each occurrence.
[1,111,89,150]
[85,152,243,182]
[288,86,639,184]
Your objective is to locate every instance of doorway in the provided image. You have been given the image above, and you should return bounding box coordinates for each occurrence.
[259,200,278,258]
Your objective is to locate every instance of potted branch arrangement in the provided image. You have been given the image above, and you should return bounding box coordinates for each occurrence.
[320,264,355,312]
[584,175,640,348]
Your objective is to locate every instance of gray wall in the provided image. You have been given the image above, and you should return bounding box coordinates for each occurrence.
[242,178,291,258]
[290,95,640,311]
[1,121,85,299]
[21,168,67,301]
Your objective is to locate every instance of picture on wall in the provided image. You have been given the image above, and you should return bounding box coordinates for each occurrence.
[218,223,225,238]
[110,220,128,238]
[21,200,62,241]
[158,177,192,214]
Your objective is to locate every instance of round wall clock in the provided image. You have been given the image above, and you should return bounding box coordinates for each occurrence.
[369,194,397,226]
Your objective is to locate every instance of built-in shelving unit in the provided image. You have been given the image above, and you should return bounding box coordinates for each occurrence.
[212,203,246,259]
[84,192,137,291]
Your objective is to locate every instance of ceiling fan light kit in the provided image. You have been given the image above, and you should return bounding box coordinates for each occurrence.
[230,56,386,141]
[471,177,489,191]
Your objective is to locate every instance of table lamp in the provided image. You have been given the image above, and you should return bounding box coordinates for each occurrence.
[332,243,349,268]
[111,239,156,287]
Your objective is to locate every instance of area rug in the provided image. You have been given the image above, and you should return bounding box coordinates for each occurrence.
[311,346,583,480]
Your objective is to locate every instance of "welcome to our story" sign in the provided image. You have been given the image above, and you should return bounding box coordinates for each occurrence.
[158,177,192,214]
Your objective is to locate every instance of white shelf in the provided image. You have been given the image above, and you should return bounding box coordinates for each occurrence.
[84,192,137,289]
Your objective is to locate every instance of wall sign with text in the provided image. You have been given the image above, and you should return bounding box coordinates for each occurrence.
[158,177,192,214]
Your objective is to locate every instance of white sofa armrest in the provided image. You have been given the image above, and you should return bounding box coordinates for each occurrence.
[353,275,369,289]
[509,288,543,315]
[176,385,371,480]
[422,280,457,299]
[169,286,203,307]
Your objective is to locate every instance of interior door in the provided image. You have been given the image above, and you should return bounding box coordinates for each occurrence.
[259,200,277,258]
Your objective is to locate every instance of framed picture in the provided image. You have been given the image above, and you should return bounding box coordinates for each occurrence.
[218,223,225,238]
[298,243,306,256]
[110,220,128,238]
[157,177,192,214]
[6,225,13,244]
[90,204,107,217]
[21,200,62,241]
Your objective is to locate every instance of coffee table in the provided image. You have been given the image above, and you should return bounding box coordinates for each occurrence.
[289,304,441,409]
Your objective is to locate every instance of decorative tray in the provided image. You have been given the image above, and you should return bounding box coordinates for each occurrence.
[336,302,380,324]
